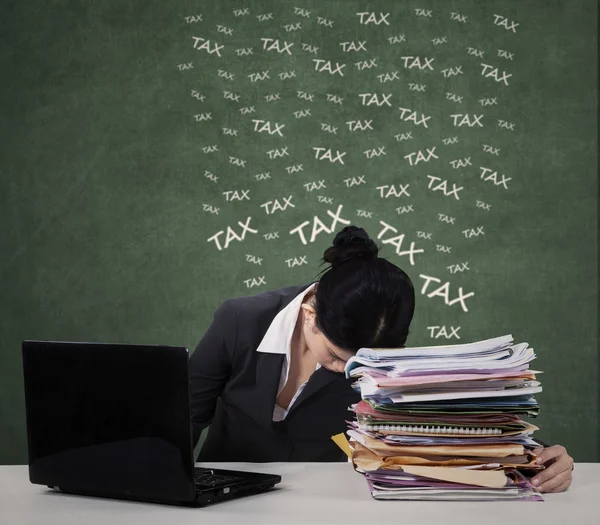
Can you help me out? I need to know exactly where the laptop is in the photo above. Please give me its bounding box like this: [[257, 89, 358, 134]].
[[21, 340, 282, 506]]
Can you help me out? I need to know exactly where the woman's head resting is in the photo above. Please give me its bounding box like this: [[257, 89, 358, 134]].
[[299, 294, 355, 373], [300, 225, 416, 373]]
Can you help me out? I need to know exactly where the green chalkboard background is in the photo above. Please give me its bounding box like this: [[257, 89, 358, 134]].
[[0, 0, 597, 464]]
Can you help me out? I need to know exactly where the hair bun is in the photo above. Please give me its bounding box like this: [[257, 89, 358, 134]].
[[323, 226, 379, 267], [333, 225, 371, 248]]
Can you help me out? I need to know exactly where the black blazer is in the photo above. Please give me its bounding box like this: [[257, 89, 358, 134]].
[[189, 283, 361, 462]]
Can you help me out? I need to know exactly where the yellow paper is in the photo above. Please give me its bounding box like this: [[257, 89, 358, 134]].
[[349, 442, 508, 488], [359, 433, 524, 457], [383, 456, 492, 467], [352, 441, 385, 471], [331, 433, 353, 460], [401, 465, 508, 488]]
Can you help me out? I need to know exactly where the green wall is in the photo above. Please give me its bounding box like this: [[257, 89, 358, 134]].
[[1, 0, 597, 464]]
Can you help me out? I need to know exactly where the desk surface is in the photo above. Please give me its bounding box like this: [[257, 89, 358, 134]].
[[1, 463, 598, 525]]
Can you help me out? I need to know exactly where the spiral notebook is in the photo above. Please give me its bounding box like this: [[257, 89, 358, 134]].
[[362, 424, 503, 435], [358, 421, 538, 437]]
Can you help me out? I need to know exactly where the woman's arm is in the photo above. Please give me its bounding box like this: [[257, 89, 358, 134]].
[[188, 300, 237, 446]]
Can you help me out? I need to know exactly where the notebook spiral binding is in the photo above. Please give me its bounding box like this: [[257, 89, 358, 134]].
[[363, 424, 502, 435]]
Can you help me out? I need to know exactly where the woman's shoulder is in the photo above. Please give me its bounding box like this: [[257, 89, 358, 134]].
[[212, 283, 313, 346], [223, 282, 313, 316]]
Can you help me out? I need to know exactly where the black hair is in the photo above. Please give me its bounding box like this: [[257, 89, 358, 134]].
[[314, 225, 415, 352]]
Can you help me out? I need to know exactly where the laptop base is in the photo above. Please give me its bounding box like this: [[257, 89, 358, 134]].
[[47, 479, 280, 507]]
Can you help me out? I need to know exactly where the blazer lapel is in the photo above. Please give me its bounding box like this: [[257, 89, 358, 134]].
[[249, 282, 315, 428], [233, 281, 320, 429], [252, 351, 285, 427], [286, 366, 343, 418]]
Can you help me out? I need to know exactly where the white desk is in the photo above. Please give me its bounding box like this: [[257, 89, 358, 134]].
[[1, 463, 598, 525]]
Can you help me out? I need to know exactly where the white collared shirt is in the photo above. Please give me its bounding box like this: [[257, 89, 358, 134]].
[[256, 283, 320, 421]]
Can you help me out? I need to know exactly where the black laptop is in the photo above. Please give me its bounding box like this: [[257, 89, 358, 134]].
[[21, 340, 281, 506]]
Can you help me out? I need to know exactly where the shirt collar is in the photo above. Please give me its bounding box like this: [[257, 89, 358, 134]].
[[256, 283, 317, 356]]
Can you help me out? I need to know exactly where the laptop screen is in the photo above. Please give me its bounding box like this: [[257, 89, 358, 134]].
[[22, 341, 195, 502]]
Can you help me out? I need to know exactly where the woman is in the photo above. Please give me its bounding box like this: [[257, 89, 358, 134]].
[[189, 226, 573, 493]]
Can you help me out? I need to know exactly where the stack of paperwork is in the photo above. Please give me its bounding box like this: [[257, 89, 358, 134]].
[[341, 335, 545, 501]]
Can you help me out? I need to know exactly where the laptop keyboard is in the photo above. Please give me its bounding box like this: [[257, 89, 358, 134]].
[[194, 470, 245, 488]]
